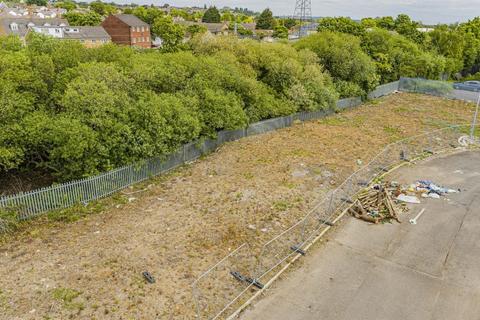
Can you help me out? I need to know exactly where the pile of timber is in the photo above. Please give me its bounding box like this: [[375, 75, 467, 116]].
[[349, 183, 403, 224]]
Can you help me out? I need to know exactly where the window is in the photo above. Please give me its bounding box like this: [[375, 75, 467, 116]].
[[146, 36, 149, 42], [92, 40, 96, 43], [55, 28, 60, 33], [145, 27, 149, 32], [141, 37, 144, 42], [132, 37, 136, 43], [141, 26, 144, 32], [10, 23, 18, 31]]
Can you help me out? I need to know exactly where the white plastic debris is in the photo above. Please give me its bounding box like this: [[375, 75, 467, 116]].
[[428, 193, 441, 199], [397, 194, 421, 204]]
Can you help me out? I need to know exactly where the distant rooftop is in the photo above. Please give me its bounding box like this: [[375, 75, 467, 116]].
[[114, 14, 149, 27]]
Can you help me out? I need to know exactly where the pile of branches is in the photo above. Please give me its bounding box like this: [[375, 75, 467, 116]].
[[349, 183, 403, 224]]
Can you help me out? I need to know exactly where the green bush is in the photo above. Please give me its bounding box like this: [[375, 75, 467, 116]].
[[362, 28, 447, 83], [294, 31, 379, 97], [0, 33, 339, 182]]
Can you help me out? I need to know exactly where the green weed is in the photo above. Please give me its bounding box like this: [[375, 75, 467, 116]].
[[51, 287, 84, 311]]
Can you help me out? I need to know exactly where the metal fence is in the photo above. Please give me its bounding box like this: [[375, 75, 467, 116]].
[[0, 82, 402, 220], [1, 78, 473, 221], [192, 124, 479, 320], [398, 77, 480, 104]]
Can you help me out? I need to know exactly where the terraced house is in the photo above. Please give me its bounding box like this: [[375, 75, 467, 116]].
[[30, 26, 111, 48], [101, 14, 151, 48]]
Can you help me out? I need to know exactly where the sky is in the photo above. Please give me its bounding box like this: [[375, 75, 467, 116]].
[[113, 0, 480, 24]]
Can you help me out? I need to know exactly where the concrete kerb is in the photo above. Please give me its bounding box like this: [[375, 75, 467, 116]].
[[193, 125, 469, 320], [224, 143, 476, 320]]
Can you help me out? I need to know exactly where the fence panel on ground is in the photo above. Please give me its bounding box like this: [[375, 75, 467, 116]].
[[193, 124, 478, 320]]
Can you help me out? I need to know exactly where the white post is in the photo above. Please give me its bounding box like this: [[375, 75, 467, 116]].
[[470, 90, 480, 140]]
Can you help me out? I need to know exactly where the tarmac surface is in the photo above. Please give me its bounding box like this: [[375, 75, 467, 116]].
[[241, 150, 480, 320], [453, 89, 480, 103]]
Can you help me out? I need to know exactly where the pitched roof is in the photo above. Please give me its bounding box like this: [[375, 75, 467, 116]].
[[241, 23, 256, 31], [0, 17, 68, 37], [63, 26, 111, 40], [114, 14, 149, 27], [176, 21, 229, 34]]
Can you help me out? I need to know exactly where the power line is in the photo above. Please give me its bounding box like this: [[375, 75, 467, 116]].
[[293, 0, 313, 38]]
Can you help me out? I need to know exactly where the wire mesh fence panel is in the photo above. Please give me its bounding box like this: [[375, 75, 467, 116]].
[[398, 78, 455, 99], [254, 219, 306, 280], [246, 117, 290, 136], [217, 129, 246, 144], [337, 97, 363, 110], [192, 243, 258, 320], [368, 81, 400, 100]]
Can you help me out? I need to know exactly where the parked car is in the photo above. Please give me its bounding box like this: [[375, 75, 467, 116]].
[[453, 80, 480, 92]]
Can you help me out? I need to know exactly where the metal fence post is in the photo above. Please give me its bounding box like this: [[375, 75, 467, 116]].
[[470, 91, 480, 140]]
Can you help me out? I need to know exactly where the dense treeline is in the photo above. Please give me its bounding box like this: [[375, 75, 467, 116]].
[[0, 34, 337, 180], [3, 13, 480, 184], [316, 14, 480, 94]]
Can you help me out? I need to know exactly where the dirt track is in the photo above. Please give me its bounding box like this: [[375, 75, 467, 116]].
[[0, 93, 475, 319]]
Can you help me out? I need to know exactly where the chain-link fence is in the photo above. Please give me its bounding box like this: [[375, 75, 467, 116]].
[[192, 123, 479, 320]]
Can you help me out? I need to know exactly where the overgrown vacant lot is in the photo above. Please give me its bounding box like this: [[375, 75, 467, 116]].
[[0, 93, 475, 319]]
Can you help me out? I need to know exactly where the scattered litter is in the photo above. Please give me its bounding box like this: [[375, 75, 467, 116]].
[[458, 135, 473, 147], [128, 197, 137, 203], [416, 180, 459, 195], [356, 159, 363, 166], [428, 193, 441, 199], [247, 224, 256, 230], [260, 228, 268, 233], [142, 271, 155, 284], [410, 208, 426, 225], [454, 170, 464, 174], [397, 194, 421, 204]]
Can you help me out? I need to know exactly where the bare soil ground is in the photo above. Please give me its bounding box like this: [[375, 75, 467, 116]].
[[0, 93, 475, 320]]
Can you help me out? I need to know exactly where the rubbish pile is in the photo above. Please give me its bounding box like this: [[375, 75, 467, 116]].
[[349, 179, 460, 224], [395, 180, 459, 204], [349, 182, 404, 224]]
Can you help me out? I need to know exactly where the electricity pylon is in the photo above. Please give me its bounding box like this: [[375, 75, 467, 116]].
[[293, 0, 313, 38]]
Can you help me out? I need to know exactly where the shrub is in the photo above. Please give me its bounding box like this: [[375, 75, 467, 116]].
[[295, 31, 379, 97]]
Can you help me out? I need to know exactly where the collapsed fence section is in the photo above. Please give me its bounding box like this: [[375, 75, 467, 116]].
[[192, 124, 478, 320]]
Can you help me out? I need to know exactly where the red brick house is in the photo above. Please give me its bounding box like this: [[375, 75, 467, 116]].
[[101, 14, 151, 48]]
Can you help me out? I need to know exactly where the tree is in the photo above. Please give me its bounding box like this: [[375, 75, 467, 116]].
[[131, 6, 163, 25], [202, 6, 221, 23], [376, 16, 395, 30], [394, 14, 425, 44], [317, 17, 365, 36], [282, 18, 297, 29], [0, 35, 23, 51], [221, 11, 235, 22], [89, 1, 116, 16], [295, 31, 379, 97], [152, 16, 185, 52], [26, 0, 47, 6], [273, 25, 288, 39], [362, 28, 446, 82], [256, 8, 275, 30], [55, 1, 76, 11], [427, 25, 465, 73], [360, 18, 377, 29], [63, 12, 102, 26], [186, 24, 208, 36]]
